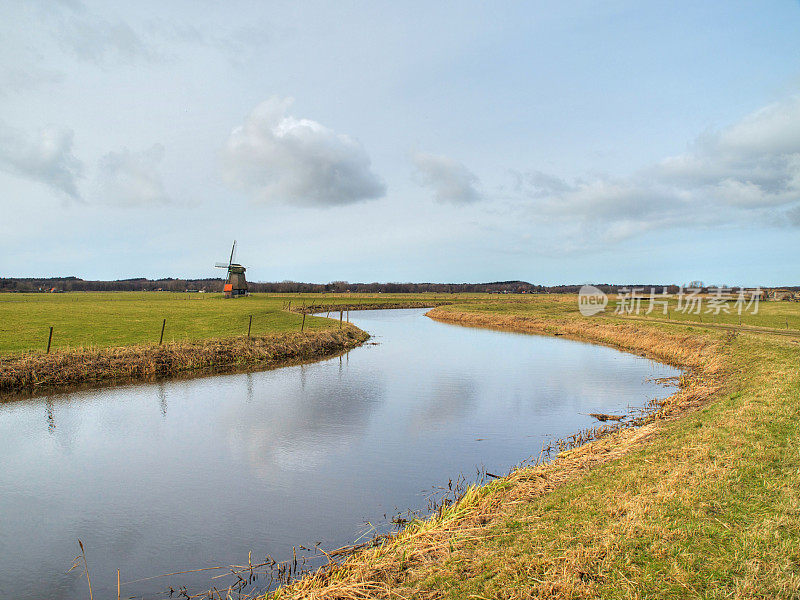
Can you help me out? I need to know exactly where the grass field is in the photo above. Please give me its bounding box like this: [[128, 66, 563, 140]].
[[0, 292, 465, 354], [267, 295, 800, 600], [609, 296, 800, 330], [2, 291, 796, 355]]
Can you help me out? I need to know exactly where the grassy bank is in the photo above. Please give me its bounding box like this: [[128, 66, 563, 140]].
[[0, 326, 369, 394], [267, 296, 800, 599]]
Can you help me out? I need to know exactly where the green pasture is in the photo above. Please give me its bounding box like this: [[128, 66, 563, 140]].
[[607, 295, 800, 330], [0, 291, 478, 354], [1, 291, 796, 355], [451, 293, 800, 331]]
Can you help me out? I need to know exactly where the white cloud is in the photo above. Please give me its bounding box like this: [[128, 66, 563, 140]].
[[515, 95, 800, 241], [0, 123, 83, 199], [96, 144, 169, 206], [222, 97, 386, 207], [650, 98, 800, 207], [412, 152, 482, 204]]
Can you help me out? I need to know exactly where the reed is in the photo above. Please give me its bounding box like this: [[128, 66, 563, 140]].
[[0, 326, 368, 394]]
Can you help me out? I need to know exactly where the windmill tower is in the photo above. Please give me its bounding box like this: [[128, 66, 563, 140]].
[[215, 240, 248, 298]]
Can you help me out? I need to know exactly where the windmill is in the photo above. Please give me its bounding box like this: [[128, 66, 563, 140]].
[[215, 240, 248, 298]]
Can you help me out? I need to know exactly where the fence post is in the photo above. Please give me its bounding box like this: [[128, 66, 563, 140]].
[[248, 315, 252, 338], [159, 318, 166, 345], [46, 326, 53, 353], [339, 310, 343, 328], [301, 313, 306, 332]]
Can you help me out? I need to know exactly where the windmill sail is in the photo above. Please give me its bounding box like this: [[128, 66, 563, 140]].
[[228, 241, 237, 267]]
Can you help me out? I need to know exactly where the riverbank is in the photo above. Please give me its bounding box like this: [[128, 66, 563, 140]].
[[267, 298, 800, 599], [0, 293, 455, 395], [0, 326, 368, 395], [297, 300, 452, 314]]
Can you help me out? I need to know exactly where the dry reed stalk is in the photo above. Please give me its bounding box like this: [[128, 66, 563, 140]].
[[68, 540, 94, 600], [0, 326, 369, 394]]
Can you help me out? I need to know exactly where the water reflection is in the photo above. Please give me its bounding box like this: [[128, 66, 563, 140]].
[[46, 396, 56, 433], [158, 381, 167, 417], [227, 373, 384, 475], [411, 377, 478, 431], [0, 308, 679, 600]]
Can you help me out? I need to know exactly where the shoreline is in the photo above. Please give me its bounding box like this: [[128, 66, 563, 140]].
[[265, 305, 733, 599], [297, 300, 453, 314], [0, 325, 369, 398], [0, 301, 450, 398]]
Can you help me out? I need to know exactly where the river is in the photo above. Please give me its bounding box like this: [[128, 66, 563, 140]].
[[0, 308, 679, 599]]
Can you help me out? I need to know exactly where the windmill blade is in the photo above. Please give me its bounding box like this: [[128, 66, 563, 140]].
[[214, 263, 230, 268], [228, 240, 237, 267]]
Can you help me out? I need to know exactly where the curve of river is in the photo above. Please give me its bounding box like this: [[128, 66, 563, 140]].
[[0, 308, 679, 599]]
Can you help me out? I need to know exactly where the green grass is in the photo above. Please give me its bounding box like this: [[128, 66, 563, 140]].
[[608, 296, 800, 330], [0, 291, 480, 354]]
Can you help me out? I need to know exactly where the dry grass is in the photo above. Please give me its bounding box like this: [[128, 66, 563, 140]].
[[264, 305, 745, 600], [0, 325, 368, 394]]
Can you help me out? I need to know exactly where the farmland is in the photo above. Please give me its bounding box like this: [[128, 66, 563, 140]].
[[0, 292, 461, 355], [1, 290, 797, 356]]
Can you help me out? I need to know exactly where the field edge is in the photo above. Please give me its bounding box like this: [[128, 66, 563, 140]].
[[0, 324, 369, 396]]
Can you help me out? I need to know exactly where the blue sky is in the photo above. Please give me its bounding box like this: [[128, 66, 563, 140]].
[[1, 0, 799, 286]]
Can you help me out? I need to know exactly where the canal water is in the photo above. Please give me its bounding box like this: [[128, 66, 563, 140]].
[[0, 309, 679, 599]]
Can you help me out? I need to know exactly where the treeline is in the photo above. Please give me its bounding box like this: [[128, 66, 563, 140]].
[[2, 278, 793, 294], [0, 277, 224, 293], [0, 277, 545, 294], [257, 280, 547, 294]]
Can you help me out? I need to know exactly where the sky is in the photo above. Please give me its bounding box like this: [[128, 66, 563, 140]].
[[1, 0, 799, 286]]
